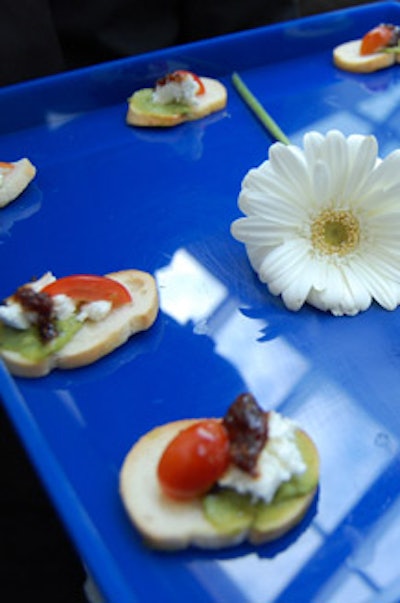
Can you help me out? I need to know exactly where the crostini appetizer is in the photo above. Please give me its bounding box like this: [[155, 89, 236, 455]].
[[126, 69, 227, 127], [333, 23, 400, 73], [0, 158, 36, 208], [0, 269, 158, 377], [120, 393, 319, 550]]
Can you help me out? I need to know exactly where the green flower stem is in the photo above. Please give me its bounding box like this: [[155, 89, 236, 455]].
[[231, 72, 290, 145]]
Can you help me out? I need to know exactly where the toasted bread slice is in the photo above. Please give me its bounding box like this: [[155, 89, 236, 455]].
[[333, 39, 396, 73], [126, 77, 227, 127], [0, 158, 37, 208], [0, 270, 158, 378], [119, 418, 319, 550]]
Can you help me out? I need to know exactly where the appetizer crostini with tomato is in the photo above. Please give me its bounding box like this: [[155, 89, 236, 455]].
[[126, 69, 227, 127], [0, 269, 158, 377], [120, 393, 319, 550], [0, 158, 36, 208], [333, 24, 400, 73]]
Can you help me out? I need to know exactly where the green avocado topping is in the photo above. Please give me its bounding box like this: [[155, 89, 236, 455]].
[[383, 46, 400, 54], [0, 316, 82, 361], [202, 430, 318, 535], [128, 89, 193, 116]]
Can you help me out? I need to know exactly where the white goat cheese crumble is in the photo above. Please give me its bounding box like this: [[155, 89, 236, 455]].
[[29, 271, 56, 292], [52, 294, 76, 321], [77, 300, 112, 322], [0, 303, 30, 329], [0, 272, 58, 329], [152, 73, 200, 105], [218, 411, 306, 503]]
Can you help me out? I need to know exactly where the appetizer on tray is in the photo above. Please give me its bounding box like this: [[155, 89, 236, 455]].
[[126, 69, 227, 127], [0, 270, 158, 377], [334, 23, 400, 72], [120, 393, 319, 550]]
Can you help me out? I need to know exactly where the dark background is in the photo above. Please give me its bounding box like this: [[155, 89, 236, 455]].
[[1, 405, 87, 602], [0, 0, 295, 86]]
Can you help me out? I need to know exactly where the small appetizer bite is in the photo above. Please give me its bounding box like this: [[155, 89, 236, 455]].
[[0, 269, 158, 377], [0, 158, 36, 208], [333, 23, 400, 73], [126, 70, 227, 127], [120, 393, 319, 550]]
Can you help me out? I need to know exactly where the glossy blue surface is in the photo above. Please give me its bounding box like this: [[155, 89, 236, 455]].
[[2, 2, 400, 602]]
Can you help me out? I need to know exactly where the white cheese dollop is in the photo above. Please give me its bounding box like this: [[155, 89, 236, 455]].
[[218, 411, 306, 503], [0, 302, 30, 329], [52, 294, 76, 321], [29, 271, 56, 292], [152, 73, 200, 105], [0, 273, 58, 330], [77, 300, 112, 322]]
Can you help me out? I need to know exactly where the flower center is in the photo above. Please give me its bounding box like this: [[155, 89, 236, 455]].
[[311, 209, 360, 256]]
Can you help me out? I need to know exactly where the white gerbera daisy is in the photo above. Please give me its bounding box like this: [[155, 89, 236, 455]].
[[231, 129, 400, 316]]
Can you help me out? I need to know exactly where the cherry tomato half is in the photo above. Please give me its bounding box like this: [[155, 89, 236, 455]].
[[360, 25, 394, 55], [174, 70, 206, 95], [42, 274, 132, 306], [0, 161, 14, 170], [157, 420, 230, 500]]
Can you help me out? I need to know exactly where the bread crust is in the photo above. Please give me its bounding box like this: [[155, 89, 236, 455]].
[[126, 77, 227, 127], [0, 158, 37, 208], [119, 418, 319, 550], [0, 269, 158, 377], [333, 39, 395, 73]]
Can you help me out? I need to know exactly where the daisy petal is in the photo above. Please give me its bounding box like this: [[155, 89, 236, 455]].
[[307, 263, 367, 316], [311, 160, 331, 207], [246, 243, 274, 273], [322, 131, 349, 200], [342, 134, 378, 200], [357, 148, 400, 200], [281, 261, 317, 311], [350, 258, 400, 311], [238, 190, 304, 223], [339, 263, 372, 313], [231, 216, 287, 246], [257, 239, 312, 310], [303, 131, 325, 165], [268, 143, 313, 204]]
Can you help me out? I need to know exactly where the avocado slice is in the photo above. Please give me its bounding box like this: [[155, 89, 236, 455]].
[[272, 430, 319, 502], [202, 429, 319, 535], [203, 490, 255, 535], [0, 316, 82, 361], [128, 89, 192, 117]]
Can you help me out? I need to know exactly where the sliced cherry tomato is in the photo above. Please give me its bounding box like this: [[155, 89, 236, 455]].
[[174, 70, 206, 95], [0, 161, 14, 170], [360, 24, 394, 55], [157, 420, 230, 500], [42, 274, 131, 306]]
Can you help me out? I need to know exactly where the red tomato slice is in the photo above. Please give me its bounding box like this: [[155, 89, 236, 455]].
[[157, 420, 230, 500], [360, 25, 394, 55], [42, 274, 132, 306], [174, 70, 206, 95], [0, 161, 14, 170]]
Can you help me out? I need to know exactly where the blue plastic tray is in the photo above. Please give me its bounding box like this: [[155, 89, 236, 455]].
[[2, 3, 400, 602]]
